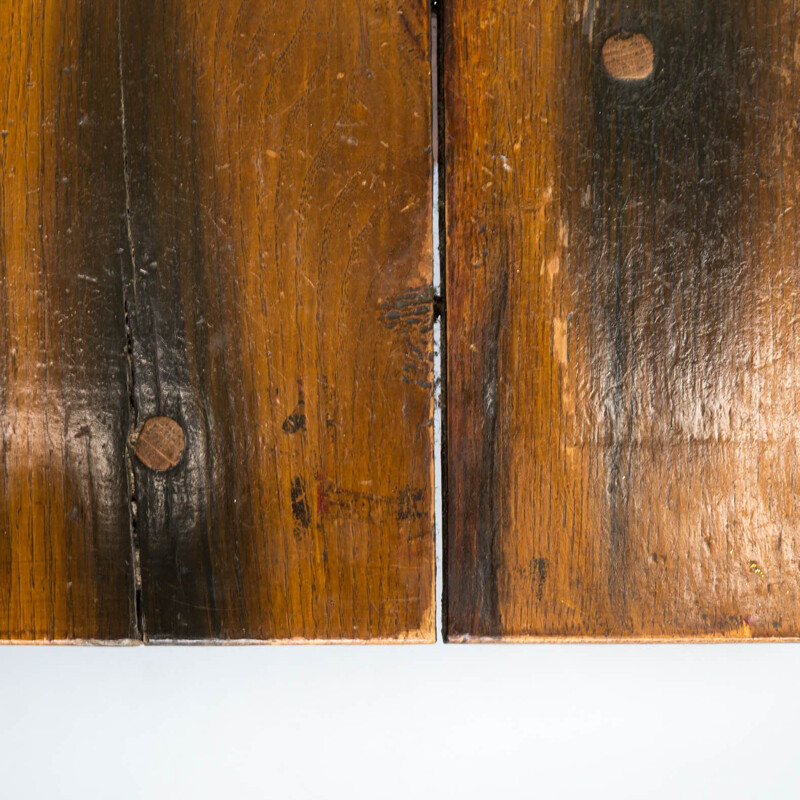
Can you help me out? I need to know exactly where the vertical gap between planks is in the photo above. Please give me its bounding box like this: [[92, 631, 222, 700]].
[[431, 0, 447, 643], [117, 0, 144, 642]]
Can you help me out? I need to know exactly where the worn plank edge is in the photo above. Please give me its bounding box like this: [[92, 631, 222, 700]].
[[143, 635, 436, 646], [446, 635, 800, 644], [0, 634, 435, 646], [0, 639, 142, 647]]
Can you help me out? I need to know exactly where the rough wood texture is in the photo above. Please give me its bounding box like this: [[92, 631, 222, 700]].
[[0, 1, 135, 640], [446, 0, 800, 640], [120, 0, 434, 641]]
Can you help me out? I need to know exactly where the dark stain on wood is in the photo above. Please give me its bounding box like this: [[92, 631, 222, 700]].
[[446, 0, 800, 640], [575, 1, 755, 621], [282, 382, 306, 435], [0, 2, 135, 641], [119, 0, 435, 641], [290, 477, 311, 534], [380, 286, 435, 390], [0, 0, 434, 643], [535, 558, 548, 603], [472, 243, 509, 637]]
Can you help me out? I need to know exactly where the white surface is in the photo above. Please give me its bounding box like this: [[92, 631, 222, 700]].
[[1, 643, 799, 798]]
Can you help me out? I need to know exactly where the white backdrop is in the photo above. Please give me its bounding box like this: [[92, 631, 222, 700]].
[[1, 643, 799, 798]]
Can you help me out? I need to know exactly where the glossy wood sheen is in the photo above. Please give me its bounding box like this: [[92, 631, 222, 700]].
[[446, 0, 800, 639], [0, 1, 135, 640], [121, 0, 434, 640]]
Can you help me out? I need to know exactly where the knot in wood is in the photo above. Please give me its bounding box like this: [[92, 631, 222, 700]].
[[134, 416, 186, 471], [601, 32, 654, 82]]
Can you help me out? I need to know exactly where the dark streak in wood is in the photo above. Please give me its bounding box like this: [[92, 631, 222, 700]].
[[0, 1, 135, 640], [446, 0, 800, 640], [120, 0, 435, 641]]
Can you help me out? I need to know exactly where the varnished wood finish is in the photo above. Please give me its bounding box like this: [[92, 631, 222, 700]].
[[0, 1, 135, 640], [446, 0, 800, 639], [120, 0, 434, 640]]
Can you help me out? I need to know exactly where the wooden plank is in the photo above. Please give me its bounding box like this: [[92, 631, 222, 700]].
[[0, 1, 135, 640], [120, 0, 435, 641], [445, 0, 800, 640]]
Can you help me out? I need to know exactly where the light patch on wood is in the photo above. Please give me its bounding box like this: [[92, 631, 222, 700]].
[[553, 318, 568, 366], [723, 619, 753, 638], [601, 32, 654, 81], [542, 253, 560, 280], [559, 219, 569, 248], [134, 416, 186, 471]]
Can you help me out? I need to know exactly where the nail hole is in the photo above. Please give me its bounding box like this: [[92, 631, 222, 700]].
[[134, 416, 186, 471], [601, 32, 654, 82]]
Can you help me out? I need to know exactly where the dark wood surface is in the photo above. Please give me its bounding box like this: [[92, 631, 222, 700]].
[[0, 1, 136, 641], [0, 0, 434, 643], [120, 0, 435, 641], [445, 0, 800, 640]]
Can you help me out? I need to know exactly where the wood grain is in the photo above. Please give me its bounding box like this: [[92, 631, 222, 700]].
[[445, 0, 800, 640], [120, 0, 435, 641], [0, 1, 136, 640]]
